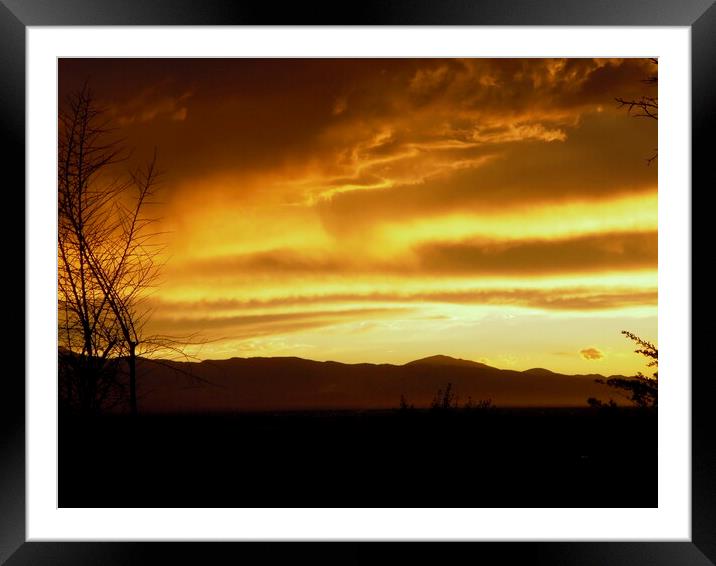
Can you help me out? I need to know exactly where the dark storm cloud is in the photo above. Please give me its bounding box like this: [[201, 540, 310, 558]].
[[58, 59, 424, 187], [416, 230, 657, 275], [169, 229, 656, 279], [317, 111, 657, 233], [59, 58, 657, 210]]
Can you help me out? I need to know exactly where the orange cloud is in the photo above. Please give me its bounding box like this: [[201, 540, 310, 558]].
[[415, 230, 657, 276], [148, 287, 656, 315], [317, 112, 656, 235], [167, 230, 656, 281], [148, 307, 413, 336], [59, 58, 657, 210], [58, 58, 658, 371], [580, 347, 604, 360]]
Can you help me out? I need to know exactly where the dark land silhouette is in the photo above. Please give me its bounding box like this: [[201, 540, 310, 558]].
[[57, 62, 659, 510], [59, 354, 657, 508], [84, 353, 635, 412]]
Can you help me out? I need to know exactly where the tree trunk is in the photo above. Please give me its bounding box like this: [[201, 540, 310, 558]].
[[129, 341, 137, 416]]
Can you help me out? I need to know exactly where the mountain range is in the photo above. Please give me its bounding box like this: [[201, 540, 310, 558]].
[[129, 354, 628, 412]]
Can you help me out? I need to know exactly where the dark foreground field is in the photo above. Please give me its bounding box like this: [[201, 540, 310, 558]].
[[59, 407, 657, 508]]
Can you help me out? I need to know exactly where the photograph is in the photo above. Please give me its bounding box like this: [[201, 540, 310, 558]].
[[57, 57, 659, 508]]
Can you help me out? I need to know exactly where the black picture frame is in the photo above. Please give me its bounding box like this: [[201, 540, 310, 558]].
[[4, 1, 711, 564]]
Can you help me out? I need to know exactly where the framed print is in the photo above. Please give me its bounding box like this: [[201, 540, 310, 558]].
[[6, 1, 712, 565]]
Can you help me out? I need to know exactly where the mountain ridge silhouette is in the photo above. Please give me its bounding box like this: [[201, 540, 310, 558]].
[[115, 353, 631, 413], [404, 354, 492, 369]]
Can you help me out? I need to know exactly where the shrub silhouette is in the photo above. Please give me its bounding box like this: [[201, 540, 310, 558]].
[[397, 385, 497, 413], [430, 382, 459, 411], [399, 394, 414, 412], [590, 330, 658, 409], [464, 396, 495, 412], [587, 397, 618, 411], [427, 384, 496, 413]]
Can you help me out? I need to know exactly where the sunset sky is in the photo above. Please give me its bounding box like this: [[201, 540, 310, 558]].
[[59, 58, 657, 375]]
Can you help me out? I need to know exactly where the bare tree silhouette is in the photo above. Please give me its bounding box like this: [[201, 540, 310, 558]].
[[58, 83, 197, 415], [83, 150, 164, 416], [615, 58, 658, 164], [58, 84, 129, 413]]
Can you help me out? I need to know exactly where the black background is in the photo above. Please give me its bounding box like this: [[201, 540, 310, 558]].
[[4, 0, 713, 564]]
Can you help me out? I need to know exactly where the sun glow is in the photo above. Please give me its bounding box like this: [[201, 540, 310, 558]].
[[60, 57, 658, 375]]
